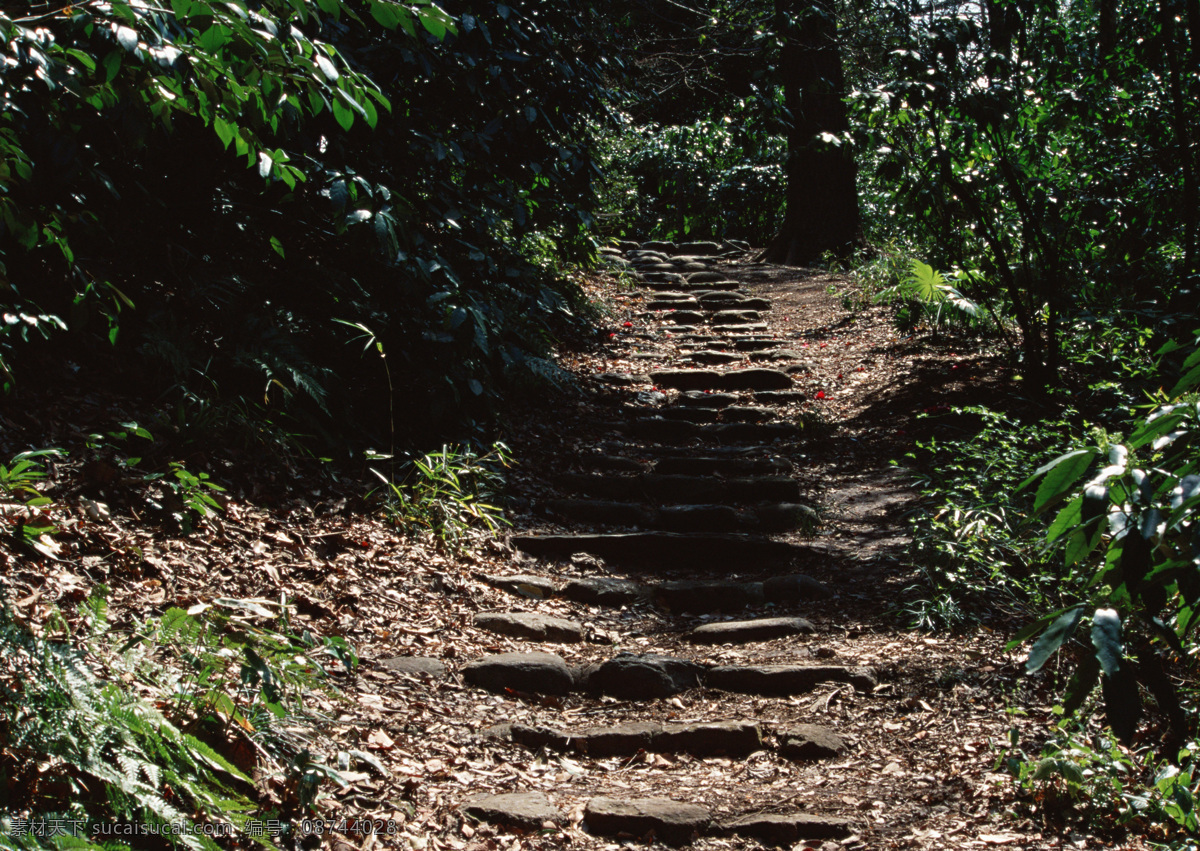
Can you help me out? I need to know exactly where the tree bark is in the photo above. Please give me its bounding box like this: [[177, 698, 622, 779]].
[[759, 0, 859, 265]]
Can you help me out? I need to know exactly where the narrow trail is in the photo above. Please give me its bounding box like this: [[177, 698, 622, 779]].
[[426, 245, 1036, 849]]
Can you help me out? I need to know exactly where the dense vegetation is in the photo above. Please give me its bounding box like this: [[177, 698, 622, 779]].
[[2, 0, 1199, 846]]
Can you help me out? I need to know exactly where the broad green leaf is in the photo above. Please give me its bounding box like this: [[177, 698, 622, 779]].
[[269, 236, 285, 258], [1101, 664, 1141, 745], [1173, 363, 1200, 397], [331, 97, 354, 130], [1032, 450, 1096, 512], [1060, 651, 1099, 717], [419, 6, 448, 39], [1091, 608, 1124, 677], [1025, 605, 1086, 673], [1046, 495, 1082, 542]]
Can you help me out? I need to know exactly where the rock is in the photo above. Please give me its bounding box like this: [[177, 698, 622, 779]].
[[512, 532, 802, 569], [709, 310, 762, 324], [656, 580, 765, 613], [721, 405, 774, 423], [706, 664, 877, 695], [734, 338, 788, 351], [726, 476, 802, 501], [641, 271, 688, 284], [583, 653, 704, 699], [560, 577, 651, 606], [687, 616, 815, 644], [629, 418, 702, 442], [763, 573, 833, 601], [546, 498, 657, 527], [679, 391, 739, 407], [483, 574, 561, 599], [679, 241, 722, 254], [755, 389, 811, 403], [684, 350, 743, 365], [642, 240, 677, 253], [651, 310, 706, 325], [653, 721, 762, 756], [580, 454, 649, 472], [755, 502, 820, 532], [593, 372, 650, 386], [646, 298, 699, 311], [462, 792, 562, 829], [776, 724, 847, 760], [686, 270, 729, 283], [661, 407, 722, 424], [649, 369, 724, 391], [719, 368, 793, 391], [722, 812, 854, 845], [379, 656, 447, 678], [472, 612, 584, 643], [585, 797, 710, 845], [577, 722, 660, 756], [462, 652, 575, 695], [655, 456, 789, 476], [657, 504, 744, 532], [641, 474, 725, 502]]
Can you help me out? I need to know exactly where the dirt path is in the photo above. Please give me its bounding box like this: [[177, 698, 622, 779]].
[[1, 249, 1085, 850]]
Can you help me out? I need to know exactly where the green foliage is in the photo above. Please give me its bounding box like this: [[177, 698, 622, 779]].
[[0, 0, 610, 448], [0, 591, 359, 847], [854, 0, 1200, 383], [902, 407, 1076, 631], [371, 442, 512, 552], [597, 108, 786, 243], [1013, 331, 1200, 742], [0, 449, 62, 506], [879, 259, 988, 336], [1002, 725, 1200, 842]]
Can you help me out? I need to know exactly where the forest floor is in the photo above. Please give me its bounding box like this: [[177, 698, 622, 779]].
[[0, 258, 1149, 850]]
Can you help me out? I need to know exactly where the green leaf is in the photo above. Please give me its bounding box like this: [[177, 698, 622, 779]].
[[1030, 450, 1096, 512], [1101, 663, 1141, 745], [1091, 608, 1123, 677], [1025, 605, 1086, 673], [270, 236, 285, 258], [1046, 495, 1082, 543], [1060, 651, 1100, 718], [331, 97, 354, 130], [418, 6, 449, 39]]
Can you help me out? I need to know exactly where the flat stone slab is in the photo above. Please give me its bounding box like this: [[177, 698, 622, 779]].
[[723, 812, 855, 845], [684, 350, 744, 365], [462, 652, 575, 695], [462, 792, 562, 829], [547, 498, 656, 526], [650, 369, 724, 391], [755, 389, 811, 403], [379, 656, 447, 678], [511, 532, 803, 569], [583, 653, 705, 699], [679, 390, 739, 407], [687, 616, 815, 644], [561, 576, 651, 606], [594, 372, 650, 386], [755, 502, 820, 532], [510, 720, 761, 757], [483, 574, 561, 599], [686, 270, 729, 283], [658, 504, 744, 532], [707, 665, 877, 695], [472, 612, 584, 643], [776, 724, 847, 760], [654, 456, 790, 476], [656, 580, 765, 613], [763, 573, 833, 601], [585, 797, 710, 845], [719, 368, 794, 391]]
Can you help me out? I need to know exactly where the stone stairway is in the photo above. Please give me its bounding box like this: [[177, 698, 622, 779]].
[[448, 242, 875, 847]]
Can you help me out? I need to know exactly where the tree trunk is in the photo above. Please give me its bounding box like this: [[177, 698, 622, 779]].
[[759, 0, 859, 265]]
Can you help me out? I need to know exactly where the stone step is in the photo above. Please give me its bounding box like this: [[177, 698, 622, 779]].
[[510, 531, 804, 568], [463, 651, 876, 699], [645, 298, 700, 311], [687, 615, 815, 644], [472, 611, 585, 642], [555, 472, 802, 502], [709, 310, 762, 324], [678, 390, 739, 407], [461, 792, 855, 846], [680, 350, 744, 366], [755, 389, 812, 404], [696, 293, 772, 311], [492, 719, 847, 762], [651, 368, 793, 392], [643, 279, 741, 291], [483, 572, 831, 613], [626, 418, 800, 444], [657, 407, 722, 423], [495, 719, 763, 757], [653, 454, 790, 475], [543, 499, 816, 533], [733, 337, 787, 351], [712, 321, 769, 333]]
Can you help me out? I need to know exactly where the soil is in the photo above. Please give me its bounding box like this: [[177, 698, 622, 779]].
[[0, 255, 1149, 850]]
